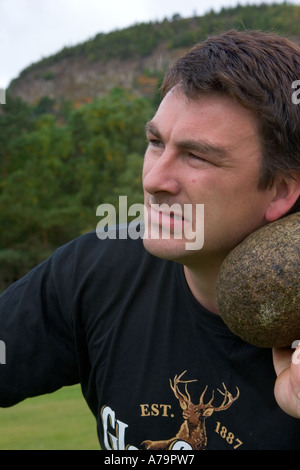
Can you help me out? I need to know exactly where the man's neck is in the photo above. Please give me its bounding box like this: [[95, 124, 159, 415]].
[[183, 260, 224, 315]]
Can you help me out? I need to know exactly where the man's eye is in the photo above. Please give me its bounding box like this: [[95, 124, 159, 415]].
[[147, 139, 163, 147], [188, 152, 206, 162]]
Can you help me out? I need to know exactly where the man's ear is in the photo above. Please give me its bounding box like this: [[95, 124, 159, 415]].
[[265, 172, 300, 222]]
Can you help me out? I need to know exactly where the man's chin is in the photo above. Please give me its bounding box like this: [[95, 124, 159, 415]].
[[142, 236, 188, 262]]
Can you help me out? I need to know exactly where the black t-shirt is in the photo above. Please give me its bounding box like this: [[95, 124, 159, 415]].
[[0, 228, 300, 450]]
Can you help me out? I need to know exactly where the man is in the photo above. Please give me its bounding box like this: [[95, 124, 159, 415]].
[[0, 29, 300, 450]]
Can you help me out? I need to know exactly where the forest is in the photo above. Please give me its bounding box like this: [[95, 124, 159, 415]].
[[0, 89, 154, 290], [1, 2, 300, 290]]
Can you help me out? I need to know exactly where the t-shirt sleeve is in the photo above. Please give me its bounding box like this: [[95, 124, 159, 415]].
[[0, 242, 80, 407]]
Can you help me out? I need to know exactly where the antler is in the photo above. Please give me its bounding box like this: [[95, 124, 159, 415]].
[[199, 385, 215, 408], [170, 373, 239, 415], [170, 370, 197, 405], [213, 383, 240, 412]]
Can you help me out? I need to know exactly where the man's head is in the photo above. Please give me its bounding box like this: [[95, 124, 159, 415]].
[[142, 30, 300, 265], [162, 29, 300, 214]]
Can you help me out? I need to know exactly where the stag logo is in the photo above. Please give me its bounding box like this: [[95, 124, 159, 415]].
[[142, 370, 239, 450]]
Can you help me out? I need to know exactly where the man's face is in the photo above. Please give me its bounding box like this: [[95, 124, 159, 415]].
[[142, 88, 275, 265]]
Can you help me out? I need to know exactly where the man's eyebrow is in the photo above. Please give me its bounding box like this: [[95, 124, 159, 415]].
[[145, 121, 228, 158], [176, 139, 229, 158], [145, 121, 161, 138]]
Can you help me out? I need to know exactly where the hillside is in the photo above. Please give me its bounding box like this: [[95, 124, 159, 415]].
[[8, 2, 300, 105]]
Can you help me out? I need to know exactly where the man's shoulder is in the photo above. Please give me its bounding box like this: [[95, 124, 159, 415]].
[[50, 224, 164, 297], [54, 224, 151, 268]]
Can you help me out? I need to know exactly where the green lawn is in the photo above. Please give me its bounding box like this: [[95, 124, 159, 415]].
[[0, 384, 100, 450]]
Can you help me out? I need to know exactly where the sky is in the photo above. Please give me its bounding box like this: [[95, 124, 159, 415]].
[[1, 0, 299, 89]]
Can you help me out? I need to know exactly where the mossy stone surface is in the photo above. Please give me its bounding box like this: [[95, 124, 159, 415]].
[[216, 212, 300, 348]]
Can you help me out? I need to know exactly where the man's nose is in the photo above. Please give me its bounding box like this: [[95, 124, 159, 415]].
[[143, 150, 180, 195]]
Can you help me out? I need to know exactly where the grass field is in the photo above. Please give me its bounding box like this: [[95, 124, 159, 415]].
[[0, 384, 100, 450]]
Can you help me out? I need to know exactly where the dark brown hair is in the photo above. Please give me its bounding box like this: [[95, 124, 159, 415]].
[[162, 29, 300, 213]]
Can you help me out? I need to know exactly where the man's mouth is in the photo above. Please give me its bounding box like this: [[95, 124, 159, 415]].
[[147, 204, 188, 235], [169, 211, 184, 220]]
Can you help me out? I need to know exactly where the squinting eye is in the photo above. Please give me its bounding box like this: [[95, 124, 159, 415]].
[[188, 153, 206, 162], [147, 138, 164, 149]]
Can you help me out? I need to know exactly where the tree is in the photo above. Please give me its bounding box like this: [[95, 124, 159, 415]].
[[0, 89, 154, 290]]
